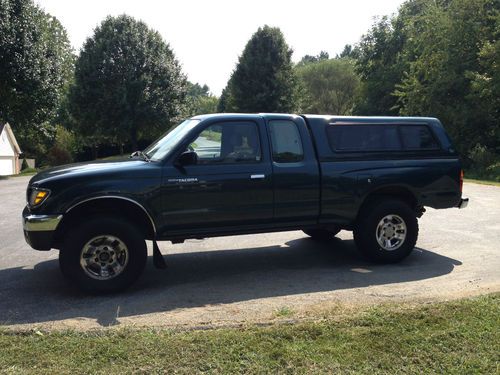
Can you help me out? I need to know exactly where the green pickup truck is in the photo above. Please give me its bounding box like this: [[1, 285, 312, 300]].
[[23, 114, 468, 292]]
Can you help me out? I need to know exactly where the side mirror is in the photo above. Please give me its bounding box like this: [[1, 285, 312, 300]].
[[175, 151, 198, 167]]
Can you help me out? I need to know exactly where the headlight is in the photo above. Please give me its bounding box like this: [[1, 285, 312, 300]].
[[28, 188, 51, 207]]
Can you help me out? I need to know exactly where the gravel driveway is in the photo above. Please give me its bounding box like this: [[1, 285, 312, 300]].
[[0, 176, 499, 330]]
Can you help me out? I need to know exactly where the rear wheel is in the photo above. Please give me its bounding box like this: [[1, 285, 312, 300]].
[[353, 200, 418, 263], [303, 227, 341, 241], [59, 216, 147, 293]]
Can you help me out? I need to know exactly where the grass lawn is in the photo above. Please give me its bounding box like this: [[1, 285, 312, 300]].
[[1, 294, 498, 374], [464, 178, 500, 187], [204, 129, 222, 142]]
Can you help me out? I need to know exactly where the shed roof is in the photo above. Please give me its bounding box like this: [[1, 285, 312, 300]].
[[0, 122, 22, 154]]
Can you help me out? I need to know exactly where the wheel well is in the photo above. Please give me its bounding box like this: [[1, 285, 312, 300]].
[[53, 198, 156, 248], [357, 186, 418, 220]]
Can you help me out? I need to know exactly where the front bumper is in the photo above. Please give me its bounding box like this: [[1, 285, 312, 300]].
[[22, 207, 62, 250], [458, 198, 469, 209]]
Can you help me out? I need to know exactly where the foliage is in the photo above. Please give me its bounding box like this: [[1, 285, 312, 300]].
[[46, 145, 72, 166], [352, 0, 499, 160], [221, 25, 298, 113], [338, 44, 360, 59], [67, 15, 187, 151], [353, 15, 406, 115], [0, 0, 74, 158], [18, 167, 37, 175], [187, 82, 210, 97], [296, 58, 360, 115], [467, 143, 499, 181], [185, 82, 218, 116], [296, 50, 329, 67], [0, 294, 498, 373], [217, 86, 230, 112], [44, 125, 80, 166], [468, 144, 497, 171], [393, 0, 499, 156]]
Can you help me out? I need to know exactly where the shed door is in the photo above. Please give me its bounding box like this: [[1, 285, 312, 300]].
[[0, 157, 14, 176]]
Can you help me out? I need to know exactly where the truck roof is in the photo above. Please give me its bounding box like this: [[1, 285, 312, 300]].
[[300, 114, 439, 123], [191, 113, 440, 124]]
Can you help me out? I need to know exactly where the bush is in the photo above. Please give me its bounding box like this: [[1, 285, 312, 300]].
[[486, 163, 500, 182], [47, 145, 73, 166], [467, 144, 499, 181], [19, 167, 38, 175], [468, 144, 496, 171]]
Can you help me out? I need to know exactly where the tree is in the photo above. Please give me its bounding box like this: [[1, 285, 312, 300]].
[[187, 82, 210, 97], [353, 16, 406, 115], [353, 0, 429, 115], [393, 0, 499, 156], [297, 51, 330, 66], [68, 15, 187, 152], [217, 86, 230, 112], [223, 25, 298, 113], [0, 0, 74, 157], [185, 82, 218, 116], [296, 58, 360, 115], [338, 44, 360, 59]]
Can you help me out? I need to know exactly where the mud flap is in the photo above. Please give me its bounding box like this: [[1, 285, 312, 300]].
[[152, 240, 167, 269]]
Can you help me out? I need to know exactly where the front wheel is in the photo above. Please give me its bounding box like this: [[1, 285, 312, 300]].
[[59, 216, 147, 293], [353, 200, 418, 263]]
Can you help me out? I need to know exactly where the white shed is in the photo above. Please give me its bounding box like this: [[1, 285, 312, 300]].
[[0, 123, 22, 176]]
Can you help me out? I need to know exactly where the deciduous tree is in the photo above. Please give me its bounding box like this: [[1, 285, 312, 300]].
[[223, 25, 298, 113], [68, 15, 187, 151], [296, 58, 360, 115], [0, 0, 74, 156]]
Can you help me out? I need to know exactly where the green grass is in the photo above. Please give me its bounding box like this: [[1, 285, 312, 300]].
[[274, 306, 295, 318], [464, 178, 500, 187], [97, 154, 126, 161], [0, 168, 38, 179], [1, 294, 498, 374], [204, 129, 222, 142], [464, 167, 500, 185], [14, 168, 38, 177]]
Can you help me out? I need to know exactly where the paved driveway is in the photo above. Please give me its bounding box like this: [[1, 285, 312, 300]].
[[0, 176, 498, 330]]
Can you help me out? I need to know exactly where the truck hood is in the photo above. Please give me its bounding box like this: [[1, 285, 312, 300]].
[[29, 158, 151, 185]]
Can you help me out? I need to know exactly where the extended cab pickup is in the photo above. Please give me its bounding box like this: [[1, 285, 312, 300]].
[[23, 114, 468, 292]]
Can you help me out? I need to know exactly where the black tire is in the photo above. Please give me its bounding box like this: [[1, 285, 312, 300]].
[[59, 216, 147, 293], [303, 227, 341, 241], [353, 199, 418, 263]]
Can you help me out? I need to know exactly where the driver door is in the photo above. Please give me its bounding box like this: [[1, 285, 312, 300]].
[[161, 119, 273, 235]]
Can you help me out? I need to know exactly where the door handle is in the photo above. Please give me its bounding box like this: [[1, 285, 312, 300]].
[[250, 174, 265, 180]]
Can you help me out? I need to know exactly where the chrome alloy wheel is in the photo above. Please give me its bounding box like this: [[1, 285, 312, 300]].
[[80, 235, 129, 280], [376, 214, 407, 251]]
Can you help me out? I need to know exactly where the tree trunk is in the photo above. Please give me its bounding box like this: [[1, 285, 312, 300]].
[[92, 145, 98, 160], [130, 128, 138, 151]]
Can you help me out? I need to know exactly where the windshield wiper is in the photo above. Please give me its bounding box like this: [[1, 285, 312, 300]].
[[130, 150, 151, 162]]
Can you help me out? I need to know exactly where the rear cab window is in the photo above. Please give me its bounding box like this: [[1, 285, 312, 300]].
[[268, 120, 304, 163]]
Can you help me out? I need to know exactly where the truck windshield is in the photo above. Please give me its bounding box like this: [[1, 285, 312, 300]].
[[144, 119, 200, 161]]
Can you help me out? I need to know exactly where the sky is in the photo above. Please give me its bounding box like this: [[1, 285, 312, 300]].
[[36, 0, 406, 95]]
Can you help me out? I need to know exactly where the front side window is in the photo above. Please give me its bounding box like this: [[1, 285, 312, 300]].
[[189, 121, 261, 164], [269, 120, 304, 163]]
